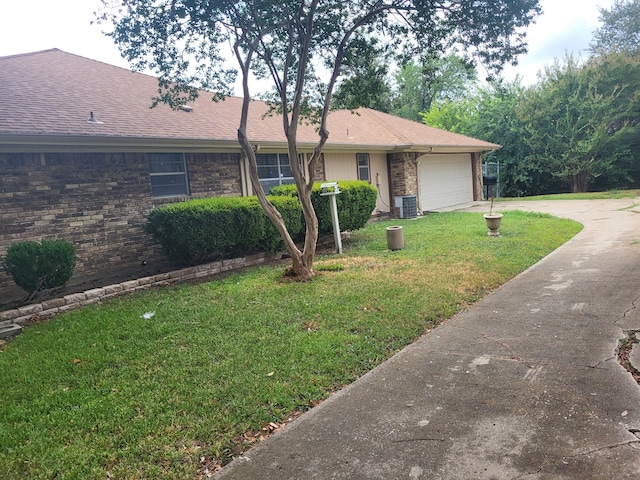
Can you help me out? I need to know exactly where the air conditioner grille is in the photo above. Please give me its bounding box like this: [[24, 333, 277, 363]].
[[395, 195, 417, 219]]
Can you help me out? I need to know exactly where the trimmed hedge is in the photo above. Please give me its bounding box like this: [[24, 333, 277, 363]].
[[2, 239, 76, 294], [145, 196, 303, 265], [270, 180, 378, 236]]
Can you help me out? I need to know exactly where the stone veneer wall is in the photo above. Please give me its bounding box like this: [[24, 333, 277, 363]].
[[471, 152, 484, 201], [0, 151, 243, 298], [388, 152, 419, 214]]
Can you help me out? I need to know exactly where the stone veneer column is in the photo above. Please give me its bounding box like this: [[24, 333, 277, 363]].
[[471, 152, 484, 201], [388, 152, 419, 214]]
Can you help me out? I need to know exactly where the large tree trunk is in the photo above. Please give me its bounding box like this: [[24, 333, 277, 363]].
[[234, 45, 316, 281], [570, 168, 592, 193], [237, 128, 315, 281], [286, 138, 319, 281]]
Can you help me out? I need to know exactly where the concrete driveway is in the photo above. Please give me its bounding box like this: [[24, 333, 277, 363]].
[[213, 198, 640, 479]]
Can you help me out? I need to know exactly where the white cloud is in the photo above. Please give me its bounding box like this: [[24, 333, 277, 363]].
[[502, 0, 616, 84], [0, 0, 128, 68]]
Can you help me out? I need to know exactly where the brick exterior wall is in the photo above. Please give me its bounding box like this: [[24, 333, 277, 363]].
[[0, 151, 243, 301], [187, 152, 243, 197], [313, 154, 326, 181]]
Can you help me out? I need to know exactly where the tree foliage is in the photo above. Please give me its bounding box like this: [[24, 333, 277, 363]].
[[420, 0, 640, 197], [590, 0, 640, 56], [332, 52, 478, 121], [331, 36, 393, 112], [470, 81, 538, 197], [98, 0, 541, 278], [519, 54, 640, 193], [422, 80, 539, 197], [392, 56, 477, 122], [586, 52, 640, 190]]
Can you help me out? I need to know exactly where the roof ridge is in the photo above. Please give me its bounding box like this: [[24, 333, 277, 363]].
[[0, 48, 168, 84], [0, 48, 62, 61], [2, 48, 254, 101], [361, 108, 414, 146]]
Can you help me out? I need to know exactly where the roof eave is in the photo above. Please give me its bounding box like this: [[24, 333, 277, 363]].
[[403, 144, 502, 154], [0, 134, 502, 155]]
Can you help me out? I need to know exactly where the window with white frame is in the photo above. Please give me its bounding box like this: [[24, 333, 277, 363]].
[[357, 153, 370, 182], [256, 153, 295, 192], [148, 153, 189, 198]]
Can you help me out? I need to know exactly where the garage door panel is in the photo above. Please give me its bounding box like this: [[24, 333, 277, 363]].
[[418, 154, 473, 211]]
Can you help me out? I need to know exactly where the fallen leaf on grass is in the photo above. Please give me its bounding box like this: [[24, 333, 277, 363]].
[[266, 371, 275, 377], [72, 358, 82, 364], [301, 321, 318, 332]]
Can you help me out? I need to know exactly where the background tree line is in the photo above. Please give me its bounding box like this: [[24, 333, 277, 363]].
[[333, 0, 640, 196]]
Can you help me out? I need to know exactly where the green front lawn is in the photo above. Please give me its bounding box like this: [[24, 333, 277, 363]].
[[0, 211, 581, 479]]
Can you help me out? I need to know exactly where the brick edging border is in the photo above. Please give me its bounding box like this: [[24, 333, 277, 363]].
[[0, 252, 282, 327]]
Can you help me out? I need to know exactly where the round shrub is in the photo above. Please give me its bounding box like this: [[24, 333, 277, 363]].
[[145, 196, 303, 265], [270, 180, 378, 236], [2, 239, 76, 294]]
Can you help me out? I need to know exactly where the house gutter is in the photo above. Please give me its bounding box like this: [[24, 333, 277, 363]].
[[0, 134, 501, 155]]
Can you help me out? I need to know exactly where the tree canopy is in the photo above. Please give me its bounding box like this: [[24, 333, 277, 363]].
[[422, 80, 541, 196], [331, 36, 393, 112], [392, 56, 477, 122], [590, 0, 640, 55], [98, 0, 542, 278], [418, 0, 640, 197]]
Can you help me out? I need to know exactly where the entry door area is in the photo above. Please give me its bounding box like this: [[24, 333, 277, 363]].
[[418, 154, 473, 212]]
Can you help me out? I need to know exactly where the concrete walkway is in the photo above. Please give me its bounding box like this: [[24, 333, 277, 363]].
[[213, 199, 640, 479]]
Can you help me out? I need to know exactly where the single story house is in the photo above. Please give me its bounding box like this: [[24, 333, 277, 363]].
[[0, 49, 499, 298]]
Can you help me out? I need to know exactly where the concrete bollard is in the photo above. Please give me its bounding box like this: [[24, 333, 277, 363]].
[[386, 226, 404, 250]]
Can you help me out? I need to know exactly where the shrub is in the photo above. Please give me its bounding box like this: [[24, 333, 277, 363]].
[[270, 180, 378, 236], [145, 196, 303, 265], [2, 239, 76, 294]]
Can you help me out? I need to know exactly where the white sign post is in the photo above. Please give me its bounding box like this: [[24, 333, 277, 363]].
[[320, 182, 342, 254]]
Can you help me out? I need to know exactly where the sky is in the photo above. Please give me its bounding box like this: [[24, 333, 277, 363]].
[[0, 0, 618, 92]]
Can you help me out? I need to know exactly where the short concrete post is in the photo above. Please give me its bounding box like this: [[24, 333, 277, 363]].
[[386, 226, 404, 250]]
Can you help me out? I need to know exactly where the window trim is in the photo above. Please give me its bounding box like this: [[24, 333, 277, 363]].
[[357, 152, 371, 182]]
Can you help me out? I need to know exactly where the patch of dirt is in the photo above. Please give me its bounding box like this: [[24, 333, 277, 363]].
[[0, 264, 174, 311], [617, 331, 640, 383]]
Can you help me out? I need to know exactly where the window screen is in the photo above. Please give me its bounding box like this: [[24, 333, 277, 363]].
[[256, 153, 295, 192], [149, 153, 189, 197], [357, 153, 370, 182]]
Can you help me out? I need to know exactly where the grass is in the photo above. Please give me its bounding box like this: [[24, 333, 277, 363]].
[[0, 211, 581, 479], [496, 189, 640, 201]]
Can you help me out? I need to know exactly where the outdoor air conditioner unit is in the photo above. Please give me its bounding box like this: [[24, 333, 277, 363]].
[[395, 195, 417, 219]]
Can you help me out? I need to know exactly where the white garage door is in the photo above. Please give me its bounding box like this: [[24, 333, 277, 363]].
[[418, 154, 473, 212]]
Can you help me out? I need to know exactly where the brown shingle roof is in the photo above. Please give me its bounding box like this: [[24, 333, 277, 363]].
[[0, 49, 499, 152]]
